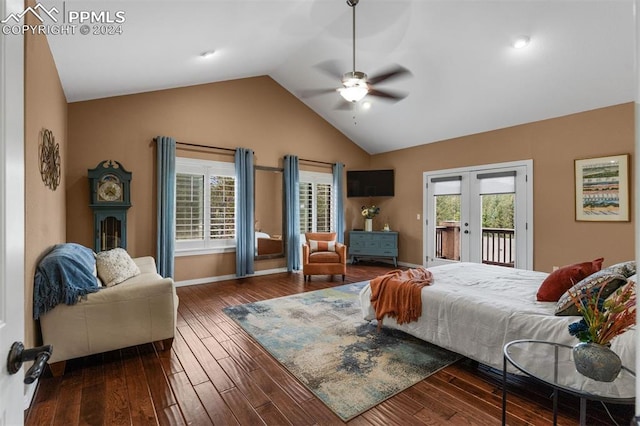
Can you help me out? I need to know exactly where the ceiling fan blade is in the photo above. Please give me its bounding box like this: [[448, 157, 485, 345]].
[[368, 88, 408, 101], [313, 60, 345, 80], [300, 88, 338, 98], [368, 65, 411, 85]]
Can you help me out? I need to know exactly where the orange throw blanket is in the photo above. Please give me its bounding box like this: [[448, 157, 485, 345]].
[[369, 267, 433, 330]]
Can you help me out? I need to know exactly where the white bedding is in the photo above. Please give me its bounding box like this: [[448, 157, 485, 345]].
[[359, 262, 635, 387]]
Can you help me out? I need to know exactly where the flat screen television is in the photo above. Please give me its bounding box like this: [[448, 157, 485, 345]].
[[347, 169, 395, 197]]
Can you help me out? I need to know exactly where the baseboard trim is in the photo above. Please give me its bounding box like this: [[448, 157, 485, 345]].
[[175, 267, 290, 287], [398, 261, 422, 268]]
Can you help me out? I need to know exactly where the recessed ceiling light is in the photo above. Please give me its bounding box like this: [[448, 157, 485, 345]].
[[200, 50, 216, 59], [362, 101, 372, 110], [513, 36, 530, 49]]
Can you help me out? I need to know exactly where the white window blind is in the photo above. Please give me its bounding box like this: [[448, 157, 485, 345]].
[[477, 171, 516, 195], [176, 157, 236, 254], [210, 175, 235, 240], [315, 183, 332, 233], [176, 174, 204, 240], [431, 176, 462, 195], [299, 171, 334, 234], [299, 182, 313, 233]]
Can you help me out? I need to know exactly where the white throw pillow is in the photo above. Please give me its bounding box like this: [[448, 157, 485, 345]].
[[96, 248, 140, 287]]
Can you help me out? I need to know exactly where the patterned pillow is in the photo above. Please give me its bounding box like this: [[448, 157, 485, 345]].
[[555, 270, 627, 316], [96, 248, 141, 287], [536, 258, 603, 302], [600, 260, 636, 278], [308, 240, 336, 253]]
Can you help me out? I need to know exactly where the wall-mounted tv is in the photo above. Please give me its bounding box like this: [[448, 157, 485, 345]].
[[347, 169, 395, 197]]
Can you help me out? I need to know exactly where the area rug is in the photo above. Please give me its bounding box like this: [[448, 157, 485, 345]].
[[222, 282, 462, 421]]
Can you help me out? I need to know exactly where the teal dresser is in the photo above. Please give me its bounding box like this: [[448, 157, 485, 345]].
[[348, 231, 398, 267]]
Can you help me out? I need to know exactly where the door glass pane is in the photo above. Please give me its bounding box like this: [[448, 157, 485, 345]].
[[434, 194, 461, 261], [481, 193, 515, 267]]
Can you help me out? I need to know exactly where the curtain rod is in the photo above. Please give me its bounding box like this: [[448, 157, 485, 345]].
[[299, 158, 334, 166], [176, 141, 236, 152]]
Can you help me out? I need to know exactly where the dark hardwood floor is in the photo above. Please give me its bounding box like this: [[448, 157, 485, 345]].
[[25, 262, 634, 425]]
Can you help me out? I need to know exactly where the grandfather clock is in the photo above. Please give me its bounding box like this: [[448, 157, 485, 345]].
[[88, 160, 132, 252]]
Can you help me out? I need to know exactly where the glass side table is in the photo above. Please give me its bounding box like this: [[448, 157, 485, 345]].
[[502, 339, 635, 425]]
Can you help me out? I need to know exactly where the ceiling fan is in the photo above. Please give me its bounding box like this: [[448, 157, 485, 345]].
[[303, 0, 411, 105]]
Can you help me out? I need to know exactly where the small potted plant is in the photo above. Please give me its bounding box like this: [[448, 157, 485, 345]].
[[568, 281, 636, 382]]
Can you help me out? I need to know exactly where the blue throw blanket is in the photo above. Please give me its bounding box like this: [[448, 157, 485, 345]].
[[33, 243, 99, 319]]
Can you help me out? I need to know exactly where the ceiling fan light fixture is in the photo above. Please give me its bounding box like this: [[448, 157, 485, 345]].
[[513, 36, 530, 49], [339, 71, 369, 102]]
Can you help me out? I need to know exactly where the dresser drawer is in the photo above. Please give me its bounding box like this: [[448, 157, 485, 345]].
[[348, 231, 398, 266], [380, 240, 396, 249], [364, 241, 380, 249]]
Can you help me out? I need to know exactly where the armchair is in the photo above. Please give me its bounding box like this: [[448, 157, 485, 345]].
[[302, 232, 347, 281]]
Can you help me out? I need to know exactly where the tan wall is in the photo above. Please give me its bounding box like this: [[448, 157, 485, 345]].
[[370, 103, 635, 272], [65, 75, 634, 282], [24, 6, 68, 347], [67, 77, 371, 281]]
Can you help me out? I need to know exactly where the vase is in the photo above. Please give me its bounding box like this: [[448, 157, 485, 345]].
[[572, 342, 622, 382], [364, 218, 373, 232]]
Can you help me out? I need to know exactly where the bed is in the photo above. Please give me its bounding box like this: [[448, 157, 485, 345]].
[[358, 262, 636, 382]]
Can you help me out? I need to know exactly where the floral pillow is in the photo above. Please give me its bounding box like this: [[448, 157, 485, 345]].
[[536, 258, 603, 302], [555, 270, 627, 316], [308, 240, 336, 253], [96, 248, 140, 287]]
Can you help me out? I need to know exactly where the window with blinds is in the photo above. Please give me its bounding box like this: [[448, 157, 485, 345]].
[[299, 171, 334, 234], [210, 175, 235, 240], [175, 157, 236, 253], [299, 182, 313, 233], [176, 174, 204, 240], [315, 183, 332, 232]]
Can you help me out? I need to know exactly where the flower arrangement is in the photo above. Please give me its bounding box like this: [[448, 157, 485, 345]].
[[361, 205, 380, 219], [568, 282, 636, 345]]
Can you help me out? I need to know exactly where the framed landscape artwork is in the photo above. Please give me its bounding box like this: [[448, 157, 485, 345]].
[[575, 154, 630, 222]]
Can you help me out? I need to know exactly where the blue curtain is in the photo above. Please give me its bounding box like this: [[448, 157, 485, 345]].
[[333, 162, 345, 243], [284, 155, 301, 271], [235, 148, 254, 277], [156, 136, 176, 278]]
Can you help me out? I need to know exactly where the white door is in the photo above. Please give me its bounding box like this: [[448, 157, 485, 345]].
[[424, 160, 533, 270], [0, 0, 26, 423]]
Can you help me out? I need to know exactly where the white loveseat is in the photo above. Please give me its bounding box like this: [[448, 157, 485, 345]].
[[39, 256, 178, 375]]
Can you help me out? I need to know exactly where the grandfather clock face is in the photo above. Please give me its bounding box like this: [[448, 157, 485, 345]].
[[97, 174, 123, 202]]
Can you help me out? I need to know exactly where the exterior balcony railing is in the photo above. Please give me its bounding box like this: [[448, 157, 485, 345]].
[[435, 224, 515, 268]]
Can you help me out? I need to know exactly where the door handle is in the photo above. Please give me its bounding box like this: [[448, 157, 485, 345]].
[[7, 342, 53, 384]]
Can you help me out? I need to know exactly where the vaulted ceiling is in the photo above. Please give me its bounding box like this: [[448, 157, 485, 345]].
[[45, 1, 636, 154]]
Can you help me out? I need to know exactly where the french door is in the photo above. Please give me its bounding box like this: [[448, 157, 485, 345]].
[[1, 0, 25, 422], [423, 160, 533, 270]]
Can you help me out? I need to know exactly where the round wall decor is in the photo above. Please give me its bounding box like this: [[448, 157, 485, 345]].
[[39, 128, 60, 190]]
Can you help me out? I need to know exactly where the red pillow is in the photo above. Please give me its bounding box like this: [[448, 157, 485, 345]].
[[536, 258, 604, 302]]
